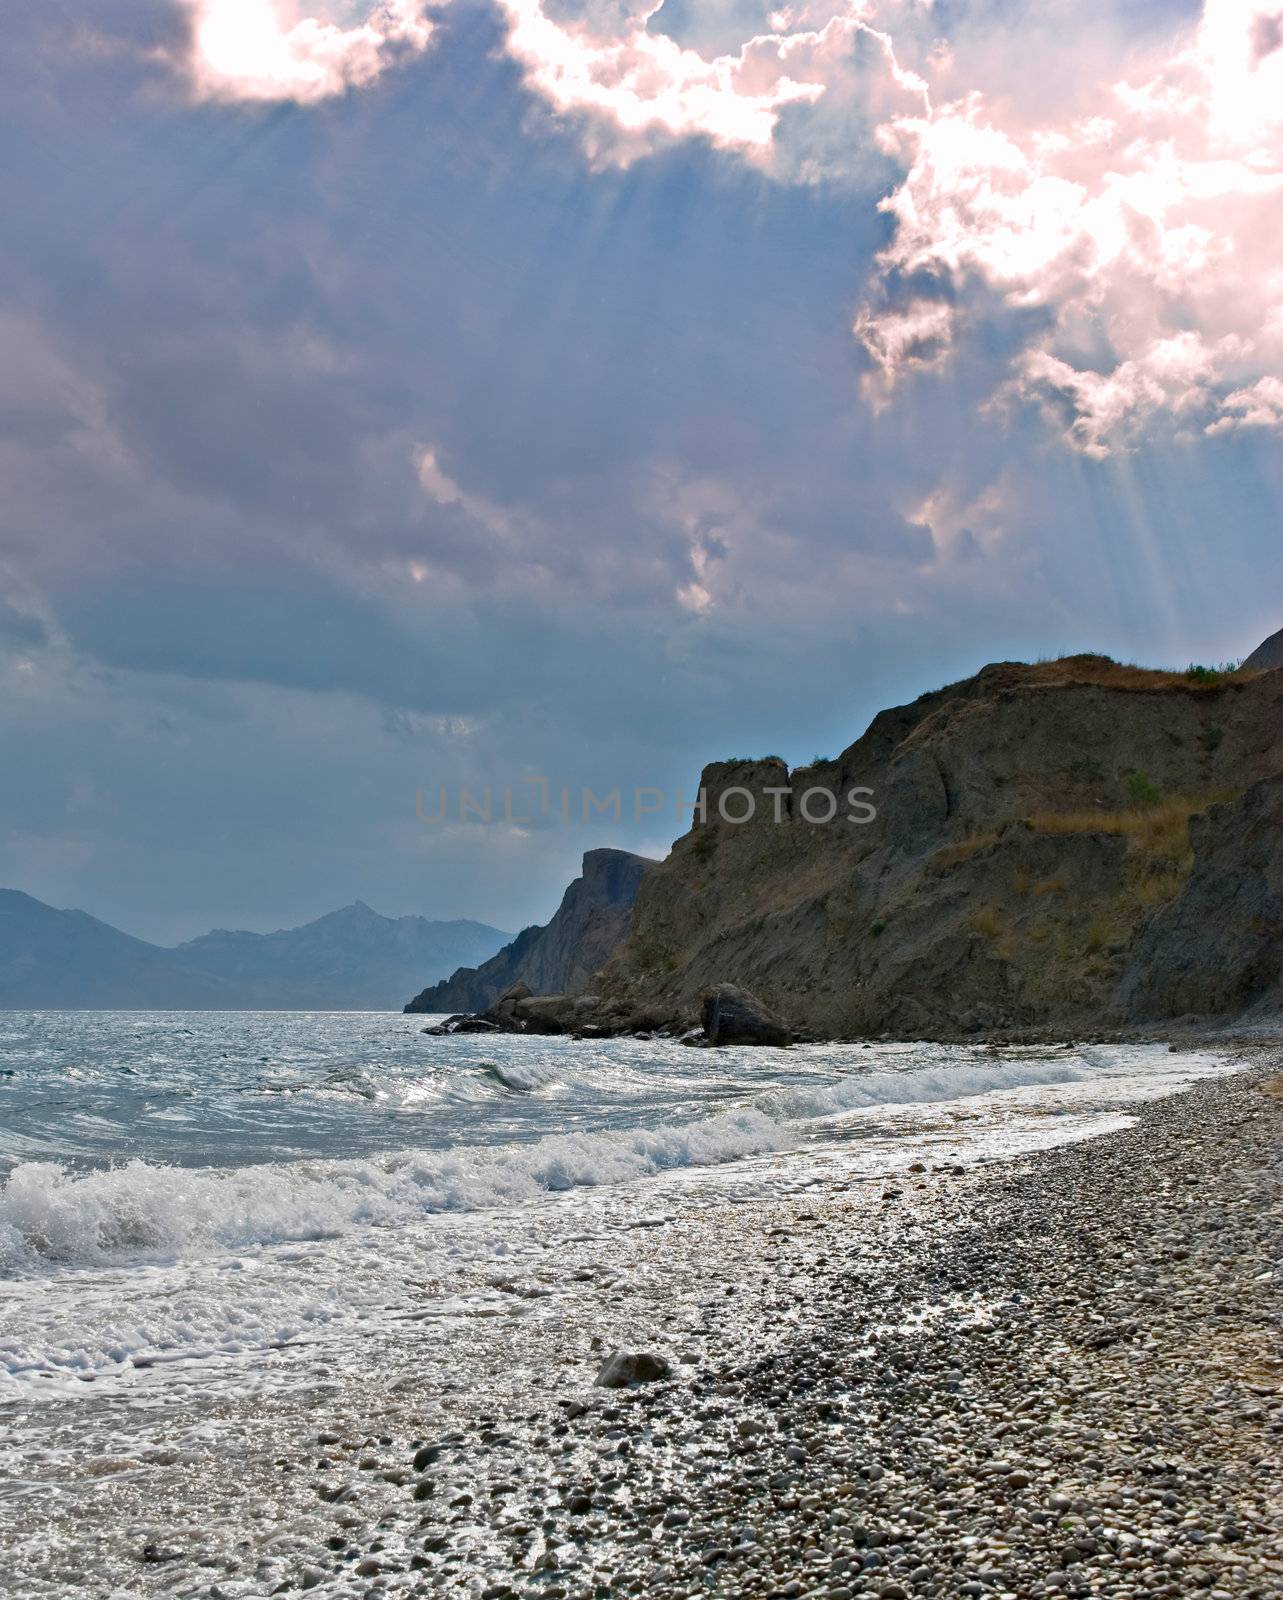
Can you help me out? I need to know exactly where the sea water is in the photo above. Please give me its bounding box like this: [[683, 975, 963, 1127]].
[[0, 1012, 1235, 1592]]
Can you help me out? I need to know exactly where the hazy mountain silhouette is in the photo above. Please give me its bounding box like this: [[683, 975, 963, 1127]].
[[0, 891, 509, 1010]]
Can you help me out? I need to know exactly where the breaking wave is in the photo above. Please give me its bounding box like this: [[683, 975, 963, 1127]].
[[756, 1055, 1092, 1120], [478, 1060, 560, 1092], [0, 1107, 792, 1274], [0, 1040, 1228, 1277]]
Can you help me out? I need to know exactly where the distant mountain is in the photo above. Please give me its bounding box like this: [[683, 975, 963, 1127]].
[[0, 890, 510, 1010], [177, 902, 511, 1009], [404, 849, 652, 1014], [0, 891, 246, 1010]]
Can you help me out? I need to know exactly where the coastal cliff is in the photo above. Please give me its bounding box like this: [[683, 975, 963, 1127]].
[[1120, 773, 1283, 1020], [404, 848, 653, 1014], [594, 655, 1283, 1037]]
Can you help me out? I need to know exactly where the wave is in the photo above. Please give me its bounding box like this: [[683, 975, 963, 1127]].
[[757, 1055, 1094, 1121], [0, 1044, 1228, 1277], [247, 1067, 392, 1101], [477, 1060, 559, 1092], [0, 1107, 792, 1274]]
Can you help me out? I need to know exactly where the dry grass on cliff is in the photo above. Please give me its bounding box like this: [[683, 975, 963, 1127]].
[[1011, 791, 1242, 972], [1028, 654, 1259, 694], [928, 832, 1001, 874], [1027, 791, 1238, 861]]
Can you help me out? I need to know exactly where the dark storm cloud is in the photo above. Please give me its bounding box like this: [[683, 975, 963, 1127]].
[[2, 3, 912, 598], [0, 0, 1280, 939]]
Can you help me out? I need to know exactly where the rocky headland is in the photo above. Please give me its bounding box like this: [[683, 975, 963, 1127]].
[[405, 850, 652, 1017], [416, 654, 1283, 1045]]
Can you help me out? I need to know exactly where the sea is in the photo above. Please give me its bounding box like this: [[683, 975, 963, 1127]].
[[0, 1011, 1236, 1594]]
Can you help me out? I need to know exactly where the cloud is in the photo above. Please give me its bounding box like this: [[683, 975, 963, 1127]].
[[495, 0, 925, 169], [417, 445, 517, 543], [856, 0, 1283, 453], [1207, 373, 1283, 433], [910, 475, 1012, 562], [0, 600, 49, 652], [493, 0, 1283, 454], [179, 0, 437, 102], [854, 297, 954, 401]]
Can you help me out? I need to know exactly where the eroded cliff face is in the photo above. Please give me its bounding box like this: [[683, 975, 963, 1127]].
[[596, 657, 1283, 1037], [404, 849, 653, 1013], [1120, 774, 1283, 1021]]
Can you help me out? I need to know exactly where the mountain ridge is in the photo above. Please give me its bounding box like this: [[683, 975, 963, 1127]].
[[0, 891, 509, 1010]]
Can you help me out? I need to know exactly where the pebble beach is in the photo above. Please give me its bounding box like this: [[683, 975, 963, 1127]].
[[8, 1043, 1278, 1599]]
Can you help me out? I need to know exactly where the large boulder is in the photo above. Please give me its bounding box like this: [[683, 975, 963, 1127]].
[[511, 994, 578, 1034], [701, 983, 792, 1046], [595, 1350, 672, 1387], [487, 981, 534, 1025]]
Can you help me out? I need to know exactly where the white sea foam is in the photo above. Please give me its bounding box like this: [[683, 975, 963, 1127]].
[[757, 1055, 1091, 1120], [0, 1107, 792, 1274], [0, 1039, 1238, 1418], [0, 1045, 1232, 1275]]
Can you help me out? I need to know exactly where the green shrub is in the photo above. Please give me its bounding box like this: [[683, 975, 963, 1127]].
[[689, 829, 717, 861], [1124, 770, 1163, 808]]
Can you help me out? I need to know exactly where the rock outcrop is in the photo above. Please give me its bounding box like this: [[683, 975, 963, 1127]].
[[1243, 626, 1283, 673], [702, 983, 792, 1046], [422, 982, 609, 1037], [592, 656, 1283, 1037], [404, 849, 653, 1014]]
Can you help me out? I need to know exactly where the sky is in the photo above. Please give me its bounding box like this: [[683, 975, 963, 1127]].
[[1, 0, 1281, 942]]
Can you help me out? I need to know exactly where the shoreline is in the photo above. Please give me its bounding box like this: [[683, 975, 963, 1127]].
[[573, 1051, 1282, 1600], [304, 1049, 1283, 1598], [4, 1044, 1280, 1597]]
